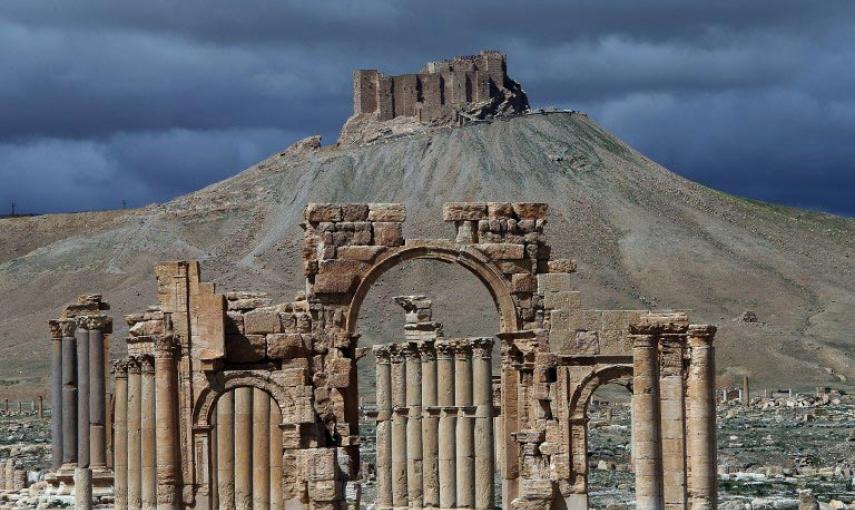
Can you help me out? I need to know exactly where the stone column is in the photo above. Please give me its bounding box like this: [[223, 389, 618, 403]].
[[217, 391, 236, 510], [630, 325, 664, 510], [435, 340, 456, 509], [390, 345, 408, 509], [234, 387, 253, 510], [50, 328, 65, 470], [742, 376, 750, 406], [686, 325, 717, 510], [659, 331, 688, 510], [113, 360, 130, 510], [127, 358, 142, 510], [455, 340, 475, 509], [500, 342, 521, 510], [155, 337, 180, 510], [76, 327, 91, 468], [74, 467, 93, 510], [472, 338, 495, 510], [89, 328, 107, 469], [420, 341, 439, 508], [61, 329, 78, 465], [252, 388, 271, 510], [140, 355, 157, 510], [403, 342, 423, 508], [269, 403, 284, 510], [374, 346, 393, 510], [38, 396, 44, 419]]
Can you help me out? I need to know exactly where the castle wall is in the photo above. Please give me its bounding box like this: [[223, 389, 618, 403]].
[[353, 70, 379, 115], [392, 74, 419, 118]]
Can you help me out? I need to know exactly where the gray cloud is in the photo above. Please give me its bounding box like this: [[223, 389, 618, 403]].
[[1, 1, 854, 215]]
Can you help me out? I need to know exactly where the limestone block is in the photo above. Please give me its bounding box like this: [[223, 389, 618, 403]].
[[368, 203, 406, 222], [310, 480, 340, 502], [225, 334, 266, 363], [227, 297, 272, 311], [306, 204, 342, 223], [335, 221, 373, 245], [373, 222, 404, 247], [512, 202, 548, 220], [244, 307, 282, 334], [267, 333, 307, 359], [314, 260, 363, 294], [487, 202, 514, 219], [325, 357, 353, 388], [337, 245, 386, 262], [497, 260, 534, 275], [537, 273, 574, 293], [225, 312, 245, 335], [547, 259, 577, 273], [443, 202, 487, 221], [477, 243, 525, 260], [573, 330, 600, 355], [512, 273, 537, 293], [341, 204, 369, 221]]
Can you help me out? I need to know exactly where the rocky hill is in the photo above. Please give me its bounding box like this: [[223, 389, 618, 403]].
[[1, 112, 853, 398]]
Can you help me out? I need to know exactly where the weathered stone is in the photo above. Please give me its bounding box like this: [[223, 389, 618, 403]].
[[477, 242, 525, 260], [511, 273, 537, 293], [373, 222, 404, 247], [443, 202, 488, 221], [547, 258, 577, 273], [368, 203, 406, 222], [512, 202, 549, 220], [337, 245, 386, 262], [226, 334, 266, 362], [244, 307, 282, 334], [267, 333, 307, 359], [227, 297, 273, 311], [305, 203, 343, 223], [341, 204, 369, 221], [487, 202, 514, 220]]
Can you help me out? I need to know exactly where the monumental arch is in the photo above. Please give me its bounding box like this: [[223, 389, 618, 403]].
[[47, 202, 718, 510]]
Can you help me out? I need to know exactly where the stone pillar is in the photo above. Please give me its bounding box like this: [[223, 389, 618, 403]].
[[420, 341, 439, 508], [742, 376, 750, 406], [403, 342, 423, 508], [61, 331, 78, 465], [686, 325, 717, 510], [659, 331, 688, 510], [38, 396, 44, 419], [113, 360, 130, 510], [436, 340, 456, 509], [500, 343, 520, 510], [155, 338, 180, 510], [74, 467, 93, 510], [89, 328, 107, 468], [253, 388, 271, 510], [140, 356, 157, 510], [127, 358, 142, 510], [76, 327, 90, 468], [50, 330, 64, 470], [390, 345, 408, 509], [630, 325, 664, 510], [234, 387, 253, 510], [373, 346, 393, 510], [217, 391, 236, 510], [269, 403, 284, 510], [472, 338, 495, 510], [455, 340, 475, 509]]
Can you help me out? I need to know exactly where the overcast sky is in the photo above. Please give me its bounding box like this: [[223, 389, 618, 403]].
[[2, 1, 854, 216]]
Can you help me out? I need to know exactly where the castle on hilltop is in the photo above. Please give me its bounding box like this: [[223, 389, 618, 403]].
[[351, 50, 529, 124]]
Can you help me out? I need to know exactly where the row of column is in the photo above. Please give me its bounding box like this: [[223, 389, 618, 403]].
[[213, 386, 285, 510], [50, 318, 110, 471], [112, 337, 181, 510], [630, 324, 717, 510], [0, 398, 44, 417], [374, 337, 495, 510]]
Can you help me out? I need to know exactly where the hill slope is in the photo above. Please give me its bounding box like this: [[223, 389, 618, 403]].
[[1, 112, 853, 397]]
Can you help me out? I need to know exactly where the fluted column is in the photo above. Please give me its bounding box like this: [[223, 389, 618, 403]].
[[269, 403, 284, 510], [76, 327, 90, 468], [374, 345, 393, 510], [660, 331, 688, 510], [253, 389, 271, 510], [217, 391, 236, 510], [140, 356, 157, 510], [155, 338, 180, 510], [89, 328, 107, 469], [631, 325, 664, 510], [127, 358, 142, 510], [390, 345, 408, 509], [686, 325, 717, 510], [472, 338, 495, 510], [234, 387, 253, 510], [403, 342, 423, 508], [435, 340, 456, 509], [50, 327, 65, 470], [61, 329, 78, 465], [455, 340, 475, 508], [113, 360, 130, 510], [420, 341, 439, 508]]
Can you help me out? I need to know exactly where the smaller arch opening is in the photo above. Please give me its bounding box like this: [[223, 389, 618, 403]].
[[587, 381, 633, 510]]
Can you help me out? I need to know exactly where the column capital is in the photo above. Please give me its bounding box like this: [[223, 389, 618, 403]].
[[659, 332, 687, 348], [435, 340, 455, 359], [51, 318, 78, 338], [78, 315, 113, 332], [373, 344, 392, 363], [389, 344, 405, 364], [401, 341, 421, 361], [453, 339, 473, 359], [127, 357, 142, 375], [688, 324, 717, 347], [139, 355, 155, 375], [154, 335, 178, 358], [111, 358, 131, 379], [471, 337, 494, 359], [418, 340, 436, 361], [628, 330, 659, 348]]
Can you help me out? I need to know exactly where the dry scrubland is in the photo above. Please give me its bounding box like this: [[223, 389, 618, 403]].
[[0, 112, 853, 398]]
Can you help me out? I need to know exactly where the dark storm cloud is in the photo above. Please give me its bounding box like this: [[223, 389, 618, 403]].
[[1, 1, 854, 215]]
